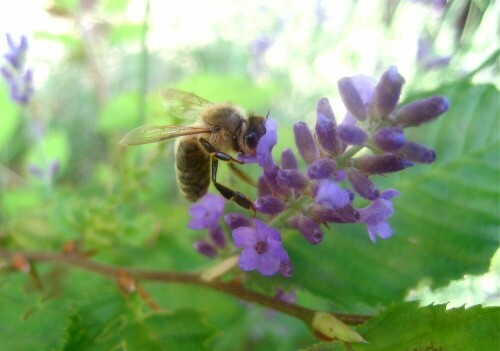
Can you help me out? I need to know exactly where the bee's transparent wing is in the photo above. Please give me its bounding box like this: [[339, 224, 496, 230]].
[[119, 125, 215, 146], [161, 88, 212, 121]]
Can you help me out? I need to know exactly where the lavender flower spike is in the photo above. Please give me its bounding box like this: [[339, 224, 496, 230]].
[[4, 34, 28, 69], [188, 194, 225, 230], [232, 220, 288, 276]]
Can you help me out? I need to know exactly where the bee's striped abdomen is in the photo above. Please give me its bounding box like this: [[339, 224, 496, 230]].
[[175, 138, 210, 201]]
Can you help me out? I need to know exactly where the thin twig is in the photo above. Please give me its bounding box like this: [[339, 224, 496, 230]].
[[0, 249, 370, 326]]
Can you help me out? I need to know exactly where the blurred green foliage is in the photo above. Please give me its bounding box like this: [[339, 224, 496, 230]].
[[0, 0, 498, 350]]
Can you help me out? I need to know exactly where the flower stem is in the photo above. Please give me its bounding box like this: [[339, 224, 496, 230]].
[[337, 145, 364, 166], [0, 248, 370, 327]]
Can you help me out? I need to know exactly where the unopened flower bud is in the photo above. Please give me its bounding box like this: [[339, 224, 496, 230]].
[[194, 240, 217, 257], [354, 155, 413, 174], [307, 158, 336, 180], [394, 96, 450, 127], [264, 165, 292, 198], [254, 195, 286, 215], [396, 141, 436, 163], [277, 169, 310, 190], [372, 66, 405, 117], [373, 127, 406, 151], [347, 168, 379, 200], [315, 98, 342, 156], [257, 175, 272, 197], [290, 214, 323, 245], [293, 122, 319, 163], [308, 204, 360, 223], [337, 124, 368, 145], [338, 77, 367, 121], [281, 148, 298, 170], [224, 213, 254, 230], [279, 250, 294, 278], [209, 226, 226, 248]]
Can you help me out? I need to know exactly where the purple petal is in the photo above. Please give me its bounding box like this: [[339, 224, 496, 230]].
[[257, 250, 281, 276], [188, 194, 225, 229], [315, 180, 351, 210], [232, 226, 257, 248], [239, 248, 259, 271], [256, 118, 278, 168], [224, 213, 254, 230], [367, 221, 393, 242], [255, 219, 282, 242], [380, 189, 400, 200]]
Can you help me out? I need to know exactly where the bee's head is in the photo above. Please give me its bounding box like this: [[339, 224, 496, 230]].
[[238, 115, 267, 155]]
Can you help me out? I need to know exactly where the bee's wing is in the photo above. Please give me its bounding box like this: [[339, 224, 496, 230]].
[[119, 125, 215, 146], [161, 88, 212, 121]]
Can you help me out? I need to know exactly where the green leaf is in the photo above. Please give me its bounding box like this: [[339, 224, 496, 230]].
[[286, 82, 499, 310], [304, 303, 499, 351], [0, 274, 72, 351], [26, 130, 70, 172], [108, 24, 144, 44], [97, 92, 140, 132], [175, 74, 278, 112], [0, 86, 20, 150], [64, 288, 216, 351]]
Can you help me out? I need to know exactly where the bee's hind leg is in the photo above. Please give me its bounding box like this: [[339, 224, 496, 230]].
[[199, 138, 256, 216], [210, 158, 256, 217]]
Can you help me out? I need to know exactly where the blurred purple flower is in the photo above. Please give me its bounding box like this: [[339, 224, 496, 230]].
[[1, 34, 34, 105], [417, 36, 451, 70], [232, 219, 288, 276], [188, 194, 225, 230], [358, 189, 400, 242]]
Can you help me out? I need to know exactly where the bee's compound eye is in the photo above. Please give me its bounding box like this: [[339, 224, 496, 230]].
[[245, 132, 258, 149]]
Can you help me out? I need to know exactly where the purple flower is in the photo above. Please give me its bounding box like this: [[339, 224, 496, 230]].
[[232, 219, 288, 276], [315, 179, 351, 210], [4, 34, 28, 69], [1, 34, 34, 105], [188, 194, 225, 230], [358, 189, 399, 242]]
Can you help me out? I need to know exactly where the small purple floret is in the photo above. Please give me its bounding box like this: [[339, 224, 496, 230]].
[[315, 179, 351, 210], [232, 220, 289, 276], [188, 194, 225, 230], [293, 122, 319, 163], [358, 189, 400, 242]]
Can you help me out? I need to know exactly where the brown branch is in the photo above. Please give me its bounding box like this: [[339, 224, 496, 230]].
[[0, 249, 370, 327]]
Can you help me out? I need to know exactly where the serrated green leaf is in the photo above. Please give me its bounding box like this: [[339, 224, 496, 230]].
[[285, 82, 499, 311], [0, 274, 72, 351], [355, 303, 500, 351], [64, 288, 216, 351], [302, 303, 499, 351]]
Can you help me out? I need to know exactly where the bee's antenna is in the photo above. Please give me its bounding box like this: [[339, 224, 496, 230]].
[[265, 111, 270, 120]]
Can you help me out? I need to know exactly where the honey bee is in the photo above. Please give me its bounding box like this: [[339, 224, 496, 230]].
[[119, 88, 267, 213]]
